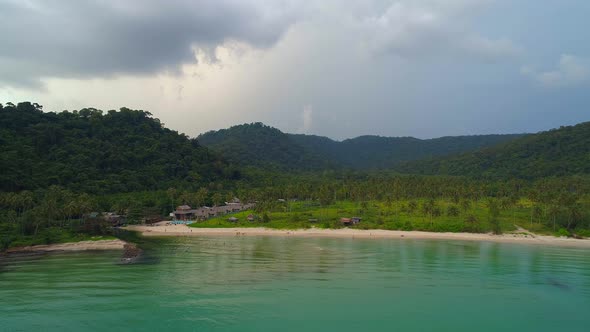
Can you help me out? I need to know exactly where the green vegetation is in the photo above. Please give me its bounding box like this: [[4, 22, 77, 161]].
[[0, 102, 238, 194], [290, 133, 525, 169], [398, 121, 590, 179], [0, 185, 119, 250], [198, 122, 333, 171], [190, 177, 590, 236], [190, 200, 522, 233], [1, 102, 590, 251], [198, 122, 523, 170]]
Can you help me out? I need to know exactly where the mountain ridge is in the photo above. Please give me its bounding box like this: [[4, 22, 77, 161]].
[[198, 122, 526, 170]]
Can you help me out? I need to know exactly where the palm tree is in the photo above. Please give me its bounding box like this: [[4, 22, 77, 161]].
[[547, 205, 561, 231]]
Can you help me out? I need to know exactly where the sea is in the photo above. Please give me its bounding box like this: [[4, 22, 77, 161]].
[[1, 235, 589, 331]]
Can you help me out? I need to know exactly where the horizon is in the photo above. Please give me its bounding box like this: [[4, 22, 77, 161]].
[[196, 120, 535, 142], [1, 101, 544, 141], [1, 1, 589, 140], [2, 2, 590, 330]]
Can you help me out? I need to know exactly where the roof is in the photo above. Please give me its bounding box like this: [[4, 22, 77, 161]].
[[174, 210, 194, 215], [340, 218, 351, 222], [177, 205, 191, 210]]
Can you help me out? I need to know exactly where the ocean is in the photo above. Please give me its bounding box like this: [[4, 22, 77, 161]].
[[1, 236, 589, 331]]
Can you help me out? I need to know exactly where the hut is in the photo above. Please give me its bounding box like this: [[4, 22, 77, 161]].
[[174, 205, 195, 221], [105, 213, 127, 226]]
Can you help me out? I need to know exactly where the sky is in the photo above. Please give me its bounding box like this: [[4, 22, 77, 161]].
[[1, 0, 589, 140]]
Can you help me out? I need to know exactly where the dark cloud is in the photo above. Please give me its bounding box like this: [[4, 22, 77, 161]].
[[0, 0, 297, 87]]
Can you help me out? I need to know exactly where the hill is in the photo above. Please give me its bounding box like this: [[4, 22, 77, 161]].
[[397, 121, 590, 179], [198, 122, 523, 170], [197, 123, 333, 170], [290, 133, 524, 169], [0, 102, 236, 194]]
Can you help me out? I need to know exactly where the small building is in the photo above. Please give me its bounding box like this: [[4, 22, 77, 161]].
[[208, 209, 217, 217], [104, 212, 127, 226], [171, 202, 256, 222], [341, 217, 361, 226], [226, 203, 242, 212], [228, 217, 239, 222], [174, 205, 195, 221]]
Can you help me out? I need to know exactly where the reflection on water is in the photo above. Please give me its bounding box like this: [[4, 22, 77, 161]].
[[1, 236, 590, 332]]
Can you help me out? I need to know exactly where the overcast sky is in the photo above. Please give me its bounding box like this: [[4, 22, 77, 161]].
[[1, 0, 589, 139]]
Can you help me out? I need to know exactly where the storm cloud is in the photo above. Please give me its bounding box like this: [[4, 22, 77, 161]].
[[0, 0, 297, 87], [1, 0, 589, 139]]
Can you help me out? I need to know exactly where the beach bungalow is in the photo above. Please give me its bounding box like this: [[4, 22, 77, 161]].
[[106, 213, 127, 226], [232, 204, 243, 212], [341, 217, 361, 226], [170, 201, 256, 222], [174, 205, 196, 221], [228, 197, 241, 204]]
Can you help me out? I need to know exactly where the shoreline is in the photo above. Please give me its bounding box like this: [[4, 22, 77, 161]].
[[3, 239, 127, 255], [126, 225, 590, 248]]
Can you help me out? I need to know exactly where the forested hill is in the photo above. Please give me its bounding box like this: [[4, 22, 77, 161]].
[[198, 123, 523, 170], [396, 121, 590, 179], [0, 102, 237, 194], [289, 133, 525, 169], [197, 123, 334, 170]]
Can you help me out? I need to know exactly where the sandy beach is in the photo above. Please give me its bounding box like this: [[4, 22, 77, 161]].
[[126, 225, 590, 248], [5, 239, 127, 254]]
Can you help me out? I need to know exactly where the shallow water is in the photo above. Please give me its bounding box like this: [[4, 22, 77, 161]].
[[1, 236, 589, 331]]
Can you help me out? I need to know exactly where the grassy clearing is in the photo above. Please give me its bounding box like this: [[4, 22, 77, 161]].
[[188, 199, 560, 234]]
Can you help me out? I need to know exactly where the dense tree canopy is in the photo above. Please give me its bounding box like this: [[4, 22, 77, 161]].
[[198, 122, 334, 171], [397, 121, 590, 179], [290, 133, 525, 169], [0, 102, 238, 194], [198, 122, 523, 170], [2, 102, 589, 250]]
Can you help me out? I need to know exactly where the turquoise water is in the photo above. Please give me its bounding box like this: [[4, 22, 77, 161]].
[[1, 236, 589, 331]]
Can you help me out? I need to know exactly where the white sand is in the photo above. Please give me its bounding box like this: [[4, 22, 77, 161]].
[[126, 225, 590, 248], [6, 239, 127, 253]]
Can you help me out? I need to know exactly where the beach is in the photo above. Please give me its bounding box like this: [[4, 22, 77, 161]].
[[4, 239, 127, 254], [126, 225, 590, 248]]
